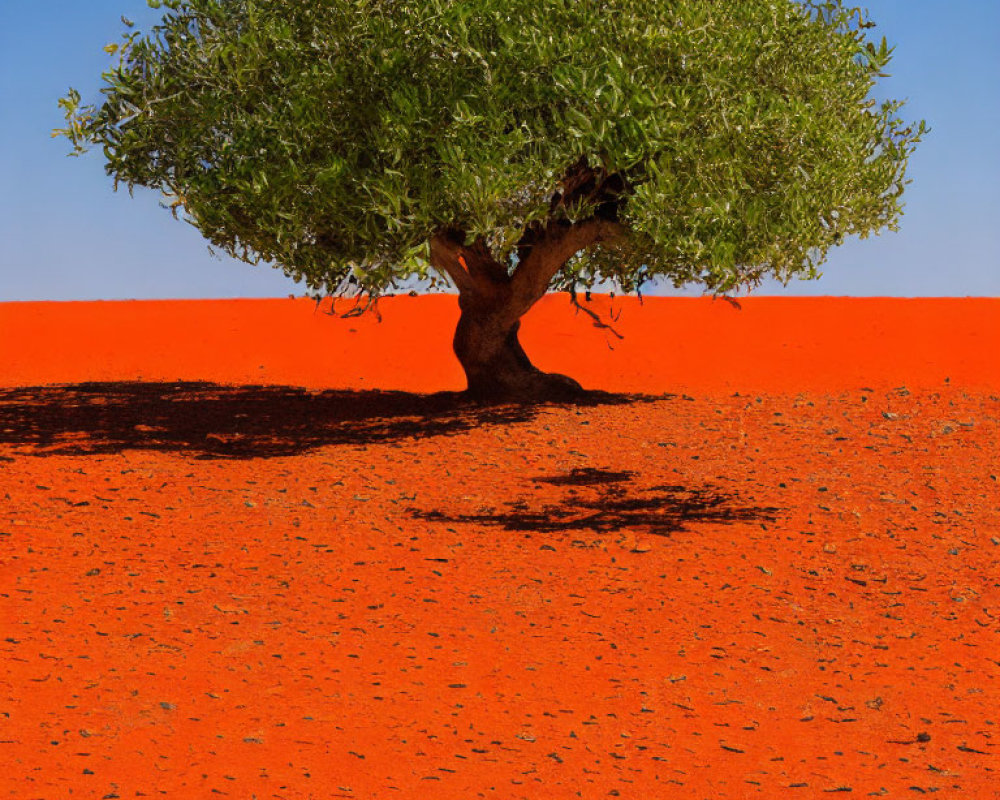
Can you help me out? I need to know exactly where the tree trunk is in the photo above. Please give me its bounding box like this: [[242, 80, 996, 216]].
[[428, 217, 624, 402], [453, 291, 583, 402]]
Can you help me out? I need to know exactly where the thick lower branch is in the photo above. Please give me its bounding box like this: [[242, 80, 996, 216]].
[[429, 230, 477, 294], [429, 229, 510, 298], [510, 217, 626, 316]]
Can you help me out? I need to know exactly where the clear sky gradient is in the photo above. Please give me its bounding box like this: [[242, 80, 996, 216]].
[[1, 0, 997, 300]]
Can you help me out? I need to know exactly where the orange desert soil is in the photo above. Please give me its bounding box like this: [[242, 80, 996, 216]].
[[1, 295, 998, 798]]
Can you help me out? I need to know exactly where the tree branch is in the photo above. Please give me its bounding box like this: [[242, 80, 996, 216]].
[[549, 156, 629, 222], [429, 229, 511, 298], [462, 237, 511, 287], [569, 285, 625, 343], [510, 217, 626, 317], [428, 230, 477, 294]]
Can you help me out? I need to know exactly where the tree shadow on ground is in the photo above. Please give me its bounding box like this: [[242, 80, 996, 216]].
[[0, 382, 657, 460], [412, 467, 780, 538]]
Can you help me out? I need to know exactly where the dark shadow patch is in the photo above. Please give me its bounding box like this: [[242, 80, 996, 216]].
[[531, 467, 637, 487], [0, 381, 657, 460], [412, 474, 780, 538]]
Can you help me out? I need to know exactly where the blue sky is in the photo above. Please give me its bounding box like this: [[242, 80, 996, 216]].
[[1, 0, 997, 300]]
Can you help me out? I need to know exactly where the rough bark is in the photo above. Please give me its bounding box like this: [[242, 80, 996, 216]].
[[452, 292, 584, 401], [428, 218, 624, 402]]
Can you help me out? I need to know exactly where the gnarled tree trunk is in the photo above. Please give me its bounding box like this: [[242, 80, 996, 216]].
[[429, 215, 623, 402], [453, 291, 583, 401]]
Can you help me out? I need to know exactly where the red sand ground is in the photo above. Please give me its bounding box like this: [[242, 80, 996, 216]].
[[1, 295, 998, 798]]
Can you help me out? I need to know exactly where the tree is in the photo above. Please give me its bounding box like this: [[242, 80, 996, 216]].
[[57, 0, 925, 400]]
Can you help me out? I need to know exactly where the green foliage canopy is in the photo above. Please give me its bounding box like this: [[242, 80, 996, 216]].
[[58, 0, 925, 297]]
